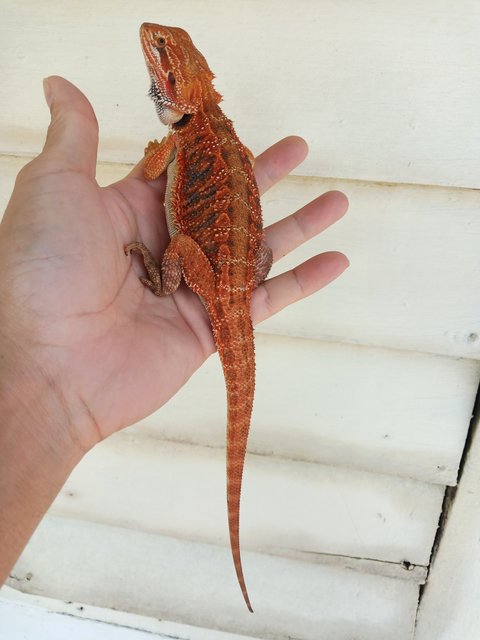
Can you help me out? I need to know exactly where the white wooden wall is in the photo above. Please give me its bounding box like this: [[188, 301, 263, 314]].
[[1, 2, 480, 639]]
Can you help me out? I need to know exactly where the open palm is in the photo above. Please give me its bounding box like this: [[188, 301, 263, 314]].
[[0, 77, 348, 450]]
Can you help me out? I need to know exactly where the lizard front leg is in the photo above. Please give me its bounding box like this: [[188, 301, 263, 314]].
[[143, 134, 176, 180], [125, 234, 216, 300]]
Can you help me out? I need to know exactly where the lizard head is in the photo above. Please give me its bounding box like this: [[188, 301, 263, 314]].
[[140, 23, 222, 126]]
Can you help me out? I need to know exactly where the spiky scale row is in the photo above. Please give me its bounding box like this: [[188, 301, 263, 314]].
[[126, 23, 273, 611]]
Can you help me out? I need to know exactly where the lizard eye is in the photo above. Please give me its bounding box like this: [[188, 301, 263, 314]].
[[168, 71, 176, 86], [155, 36, 166, 48]]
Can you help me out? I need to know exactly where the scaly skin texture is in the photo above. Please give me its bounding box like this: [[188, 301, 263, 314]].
[[125, 23, 273, 612]]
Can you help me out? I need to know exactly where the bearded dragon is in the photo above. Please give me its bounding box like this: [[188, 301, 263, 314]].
[[125, 23, 273, 612]]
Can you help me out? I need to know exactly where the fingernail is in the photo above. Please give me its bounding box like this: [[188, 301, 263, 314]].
[[43, 77, 53, 109]]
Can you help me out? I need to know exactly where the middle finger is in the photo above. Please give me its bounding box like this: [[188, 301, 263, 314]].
[[264, 190, 349, 262]]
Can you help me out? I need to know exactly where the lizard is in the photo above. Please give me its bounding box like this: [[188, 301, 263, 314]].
[[125, 23, 273, 612]]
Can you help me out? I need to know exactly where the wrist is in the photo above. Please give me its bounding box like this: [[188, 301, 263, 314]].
[[0, 331, 86, 454], [0, 333, 86, 584], [0, 305, 101, 450]]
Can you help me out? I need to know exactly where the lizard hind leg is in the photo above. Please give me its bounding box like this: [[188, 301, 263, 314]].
[[125, 235, 216, 300], [125, 241, 164, 296], [162, 234, 215, 298]]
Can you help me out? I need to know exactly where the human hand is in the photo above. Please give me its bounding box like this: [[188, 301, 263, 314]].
[[0, 76, 349, 453]]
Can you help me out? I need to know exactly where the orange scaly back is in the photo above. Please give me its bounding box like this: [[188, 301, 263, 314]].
[[125, 24, 273, 611]]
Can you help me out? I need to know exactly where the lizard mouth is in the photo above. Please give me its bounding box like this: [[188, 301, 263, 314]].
[[148, 78, 194, 125]]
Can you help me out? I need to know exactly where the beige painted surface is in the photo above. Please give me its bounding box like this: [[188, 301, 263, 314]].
[[1, 2, 479, 638], [136, 335, 478, 486], [414, 422, 480, 638], [0, 592, 172, 640], [9, 516, 420, 640], [1, 1, 480, 188], [0, 586, 253, 640], [2, 156, 480, 359], [50, 432, 444, 568]]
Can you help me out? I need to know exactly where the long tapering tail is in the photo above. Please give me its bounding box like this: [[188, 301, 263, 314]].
[[214, 305, 255, 612]]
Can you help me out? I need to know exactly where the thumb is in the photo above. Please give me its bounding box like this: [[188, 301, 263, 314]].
[[42, 76, 99, 177]]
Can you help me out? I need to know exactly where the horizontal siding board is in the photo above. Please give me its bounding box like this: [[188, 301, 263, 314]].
[[262, 177, 480, 359], [135, 334, 478, 486], [2, 155, 479, 360], [1, 1, 480, 188], [9, 515, 420, 640], [0, 598, 164, 640], [0, 587, 263, 640], [49, 433, 444, 567]]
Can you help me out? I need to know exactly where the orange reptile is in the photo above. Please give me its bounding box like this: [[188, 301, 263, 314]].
[[125, 23, 273, 612]]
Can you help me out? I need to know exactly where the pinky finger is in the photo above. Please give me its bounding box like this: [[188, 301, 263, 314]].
[[251, 251, 349, 325]]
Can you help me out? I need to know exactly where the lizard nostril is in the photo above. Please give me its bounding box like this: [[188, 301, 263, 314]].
[[168, 71, 176, 86]]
